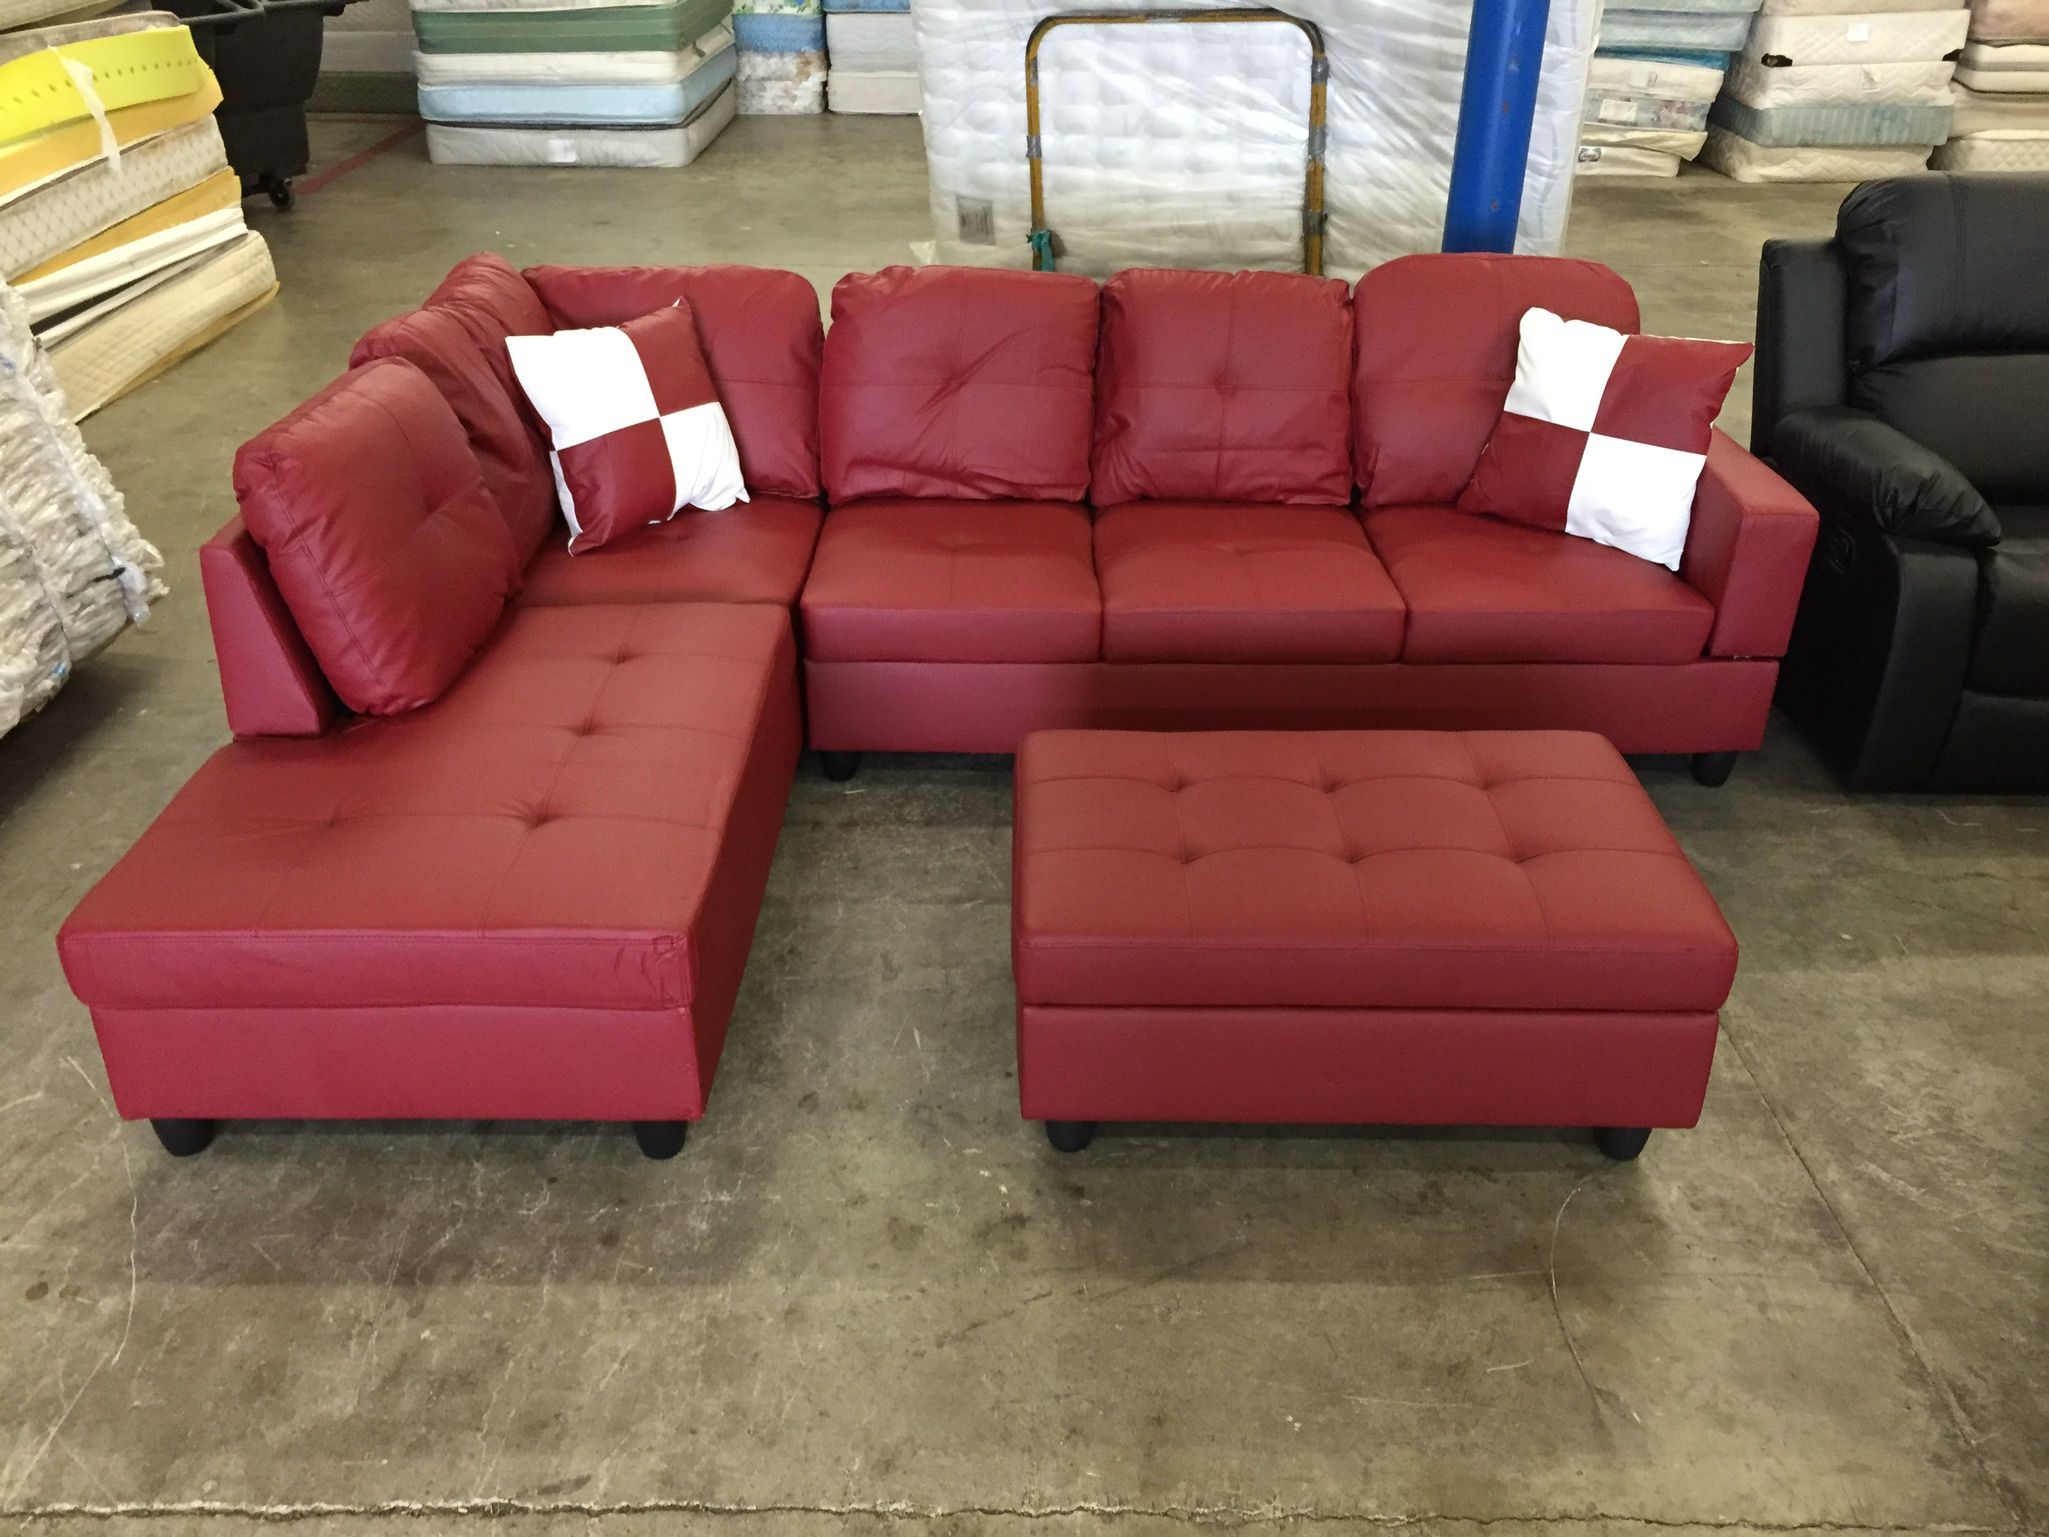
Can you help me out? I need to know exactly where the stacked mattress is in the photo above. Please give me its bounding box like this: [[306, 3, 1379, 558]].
[[0, 13, 277, 419], [1580, 0, 1766, 175], [0, 280, 164, 739], [735, 0, 823, 113], [413, 0, 740, 165], [825, 0, 913, 114], [1935, 0, 2049, 168], [914, 0, 1602, 277], [1702, 2, 1969, 180]]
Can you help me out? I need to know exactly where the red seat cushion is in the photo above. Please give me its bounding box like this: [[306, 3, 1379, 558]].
[[800, 498, 1100, 662], [1013, 729, 1737, 1012], [1093, 501, 1404, 663], [233, 358, 520, 716], [523, 263, 824, 499], [819, 266, 1100, 503], [58, 603, 796, 1014], [422, 252, 554, 401], [1092, 269, 1354, 506], [1353, 254, 1641, 507], [349, 305, 558, 565], [1363, 504, 1714, 665], [519, 496, 822, 608]]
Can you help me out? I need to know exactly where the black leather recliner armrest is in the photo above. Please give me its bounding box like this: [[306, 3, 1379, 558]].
[[1772, 406, 2002, 549]]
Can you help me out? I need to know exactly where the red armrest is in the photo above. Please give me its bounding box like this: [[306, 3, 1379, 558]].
[[1681, 431, 1820, 660], [200, 516, 339, 738]]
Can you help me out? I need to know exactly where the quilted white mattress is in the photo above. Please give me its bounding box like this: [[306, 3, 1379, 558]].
[[1745, 10, 1973, 65], [1962, 37, 2049, 63], [915, 0, 1601, 279], [1700, 121, 1933, 175], [1581, 122, 1708, 155], [0, 118, 226, 281], [1588, 54, 1726, 101], [1967, 0, 2049, 39], [46, 230, 276, 420], [1725, 54, 1957, 103], [1602, 9, 1755, 50], [419, 42, 735, 122], [1711, 95, 1954, 142], [1951, 79, 2049, 126], [425, 78, 735, 161], [824, 9, 911, 68], [828, 69, 918, 112], [1933, 129, 2049, 162]]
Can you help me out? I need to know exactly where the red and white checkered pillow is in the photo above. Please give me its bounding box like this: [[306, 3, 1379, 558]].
[[506, 300, 746, 555], [1458, 307, 1751, 570]]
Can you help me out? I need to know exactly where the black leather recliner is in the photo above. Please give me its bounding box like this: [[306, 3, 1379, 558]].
[[1755, 173, 2049, 793]]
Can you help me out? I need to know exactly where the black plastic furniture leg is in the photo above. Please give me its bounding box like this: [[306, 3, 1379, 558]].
[[1595, 1126, 1652, 1161], [1690, 751, 1738, 787], [1044, 1120, 1096, 1153], [632, 1121, 688, 1160], [819, 751, 861, 782], [150, 1118, 216, 1157]]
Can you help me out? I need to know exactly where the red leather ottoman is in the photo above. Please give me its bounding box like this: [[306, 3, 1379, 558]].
[[1011, 729, 1737, 1158]]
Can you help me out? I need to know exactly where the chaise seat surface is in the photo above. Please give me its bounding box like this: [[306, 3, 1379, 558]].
[[60, 601, 795, 1015], [1013, 728, 1737, 1015], [517, 495, 823, 610]]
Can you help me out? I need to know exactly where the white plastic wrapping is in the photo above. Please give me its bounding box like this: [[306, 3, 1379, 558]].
[[0, 280, 162, 738], [913, 0, 1600, 279]]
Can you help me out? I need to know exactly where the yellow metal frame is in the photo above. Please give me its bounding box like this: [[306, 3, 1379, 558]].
[[1024, 8, 1328, 275]]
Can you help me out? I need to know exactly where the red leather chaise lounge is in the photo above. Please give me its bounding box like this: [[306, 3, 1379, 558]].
[[57, 256, 827, 1160], [801, 257, 1817, 788]]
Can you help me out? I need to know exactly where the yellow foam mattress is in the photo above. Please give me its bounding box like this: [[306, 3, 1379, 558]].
[[0, 73, 220, 200], [15, 165, 235, 283], [0, 23, 207, 144]]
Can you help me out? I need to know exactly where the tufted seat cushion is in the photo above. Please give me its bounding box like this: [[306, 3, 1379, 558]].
[[1092, 502, 1404, 663], [519, 495, 822, 609], [1013, 729, 1737, 1013], [59, 603, 796, 1015], [1363, 504, 1716, 665], [800, 498, 1100, 662]]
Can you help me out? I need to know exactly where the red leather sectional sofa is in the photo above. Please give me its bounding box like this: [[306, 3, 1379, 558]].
[[57, 251, 1817, 1158]]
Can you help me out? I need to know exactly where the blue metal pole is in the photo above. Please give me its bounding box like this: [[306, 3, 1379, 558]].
[[1442, 0, 1554, 254]]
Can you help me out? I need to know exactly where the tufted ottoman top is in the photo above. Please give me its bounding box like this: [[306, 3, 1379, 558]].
[[1013, 730, 1737, 1014]]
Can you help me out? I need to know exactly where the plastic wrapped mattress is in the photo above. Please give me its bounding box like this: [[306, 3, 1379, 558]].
[[734, 4, 824, 112], [1760, 0, 1961, 10], [418, 39, 734, 119], [1581, 122, 1710, 154], [1967, 0, 2049, 39], [1955, 50, 2049, 84], [0, 281, 162, 737], [1962, 38, 2049, 67], [1602, 8, 1756, 51], [43, 230, 276, 420], [414, 19, 730, 81], [411, 0, 729, 52], [1724, 53, 1958, 103], [1699, 120, 1935, 173], [1710, 94, 1954, 140], [426, 75, 735, 161], [1584, 53, 1721, 131], [915, 0, 1602, 278], [1575, 142, 1685, 173], [1745, 10, 1973, 64], [0, 118, 228, 281]]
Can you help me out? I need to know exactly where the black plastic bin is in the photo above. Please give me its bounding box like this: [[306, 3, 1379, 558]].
[[164, 0, 362, 208]]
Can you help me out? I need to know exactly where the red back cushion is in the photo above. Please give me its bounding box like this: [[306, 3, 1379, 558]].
[[350, 306, 557, 566], [1353, 254, 1640, 507], [820, 265, 1100, 503], [423, 252, 554, 401], [1093, 269, 1354, 506], [233, 358, 520, 716], [523, 263, 823, 499]]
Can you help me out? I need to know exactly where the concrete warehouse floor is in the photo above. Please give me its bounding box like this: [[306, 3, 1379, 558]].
[[1, 113, 2045, 1537]]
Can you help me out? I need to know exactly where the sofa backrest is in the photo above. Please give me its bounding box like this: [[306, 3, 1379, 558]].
[[350, 305, 558, 566], [1352, 254, 1640, 507], [1836, 173, 2049, 503], [820, 265, 1099, 503], [233, 357, 521, 718], [1091, 268, 1354, 507], [420, 252, 555, 403], [523, 263, 825, 500]]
